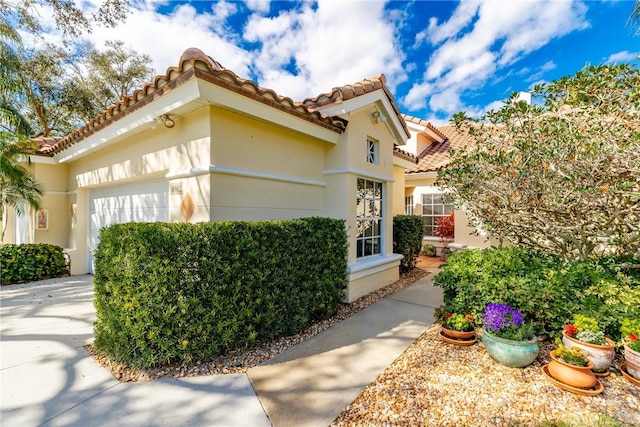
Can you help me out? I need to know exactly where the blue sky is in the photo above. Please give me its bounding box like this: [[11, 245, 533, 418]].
[[27, 0, 639, 124]]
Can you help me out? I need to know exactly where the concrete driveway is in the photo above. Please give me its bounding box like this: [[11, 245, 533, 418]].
[[0, 276, 270, 427]]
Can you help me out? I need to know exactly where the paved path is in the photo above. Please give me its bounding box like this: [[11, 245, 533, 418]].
[[248, 273, 442, 426], [1, 270, 442, 427], [0, 276, 269, 427]]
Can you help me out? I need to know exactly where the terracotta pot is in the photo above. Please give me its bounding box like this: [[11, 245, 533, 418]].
[[441, 326, 475, 341], [625, 344, 640, 380], [547, 350, 596, 389], [562, 332, 615, 373], [482, 328, 539, 368]]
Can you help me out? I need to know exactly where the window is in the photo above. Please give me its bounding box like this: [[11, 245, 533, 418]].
[[356, 178, 382, 258], [366, 138, 378, 164], [405, 195, 414, 215], [422, 193, 454, 237]]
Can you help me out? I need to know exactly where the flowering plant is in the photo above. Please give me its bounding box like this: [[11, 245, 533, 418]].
[[482, 303, 535, 341], [620, 318, 640, 352], [564, 314, 606, 345], [554, 341, 589, 367], [435, 306, 475, 332]]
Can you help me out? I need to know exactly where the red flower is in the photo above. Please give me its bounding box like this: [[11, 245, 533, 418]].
[[564, 324, 578, 336], [445, 313, 453, 319], [630, 333, 638, 341]]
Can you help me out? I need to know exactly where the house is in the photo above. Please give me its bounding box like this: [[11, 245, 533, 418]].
[[3, 48, 419, 302], [401, 115, 501, 252]]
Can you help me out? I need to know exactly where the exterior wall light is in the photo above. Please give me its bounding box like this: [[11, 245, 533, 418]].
[[160, 114, 175, 128]]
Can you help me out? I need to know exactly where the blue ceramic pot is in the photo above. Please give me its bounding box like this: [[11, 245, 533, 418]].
[[482, 328, 539, 368]]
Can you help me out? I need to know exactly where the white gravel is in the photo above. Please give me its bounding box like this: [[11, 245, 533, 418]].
[[333, 325, 640, 426]]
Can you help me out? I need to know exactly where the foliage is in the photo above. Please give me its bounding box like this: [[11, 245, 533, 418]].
[[620, 318, 640, 352], [420, 243, 437, 257], [93, 218, 348, 369], [1, 0, 129, 39], [393, 215, 424, 273], [71, 41, 155, 120], [439, 63, 640, 262], [566, 315, 607, 345], [483, 303, 535, 341], [434, 212, 454, 241], [0, 21, 43, 240], [1, 243, 68, 285], [554, 341, 589, 367], [444, 313, 475, 332], [433, 247, 640, 338]]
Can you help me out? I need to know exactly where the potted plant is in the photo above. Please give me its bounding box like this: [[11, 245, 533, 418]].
[[435, 306, 476, 345], [620, 318, 640, 386], [420, 243, 437, 257], [434, 212, 454, 261], [544, 342, 601, 394], [481, 303, 539, 368], [562, 314, 615, 375]]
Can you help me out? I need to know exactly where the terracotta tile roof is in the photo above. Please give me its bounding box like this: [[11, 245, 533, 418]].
[[393, 145, 418, 163], [303, 74, 411, 139], [401, 114, 447, 141], [42, 48, 348, 156], [32, 137, 64, 156], [406, 124, 472, 174]]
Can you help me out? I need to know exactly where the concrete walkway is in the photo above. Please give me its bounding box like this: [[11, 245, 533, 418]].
[[0, 269, 442, 427]]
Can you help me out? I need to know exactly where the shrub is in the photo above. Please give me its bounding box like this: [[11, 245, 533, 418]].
[[393, 215, 424, 273], [0, 243, 68, 285], [93, 217, 348, 369], [433, 247, 640, 338]]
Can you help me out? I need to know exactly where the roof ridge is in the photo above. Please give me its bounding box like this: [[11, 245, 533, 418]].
[[44, 48, 347, 156], [303, 74, 410, 139]]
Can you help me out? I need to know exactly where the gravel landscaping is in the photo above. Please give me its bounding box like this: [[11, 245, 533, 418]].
[[333, 325, 640, 426]]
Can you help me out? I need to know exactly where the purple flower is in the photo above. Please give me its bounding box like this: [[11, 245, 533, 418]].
[[483, 303, 524, 332]]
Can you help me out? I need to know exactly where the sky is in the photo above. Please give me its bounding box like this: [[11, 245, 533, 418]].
[[24, 0, 640, 124]]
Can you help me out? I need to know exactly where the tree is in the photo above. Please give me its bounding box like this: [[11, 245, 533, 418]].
[[72, 41, 155, 120], [15, 43, 89, 137], [0, 19, 43, 241], [1, 0, 129, 39], [438, 63, 640, 261]]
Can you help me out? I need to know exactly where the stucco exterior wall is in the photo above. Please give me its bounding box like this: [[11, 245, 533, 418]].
[[208, 106, 327, 221]]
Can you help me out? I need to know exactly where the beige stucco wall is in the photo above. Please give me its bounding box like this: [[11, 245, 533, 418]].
[[32, 163, 70, 247], [208, 106, 327, 221]]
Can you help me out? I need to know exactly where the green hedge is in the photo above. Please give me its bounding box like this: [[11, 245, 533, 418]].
[[1, 243, 68, 285], [93, 217, 348, 369], [434, 247, 640, 339], [393, 215, 425, 273]]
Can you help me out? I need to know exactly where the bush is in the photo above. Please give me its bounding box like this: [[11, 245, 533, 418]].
[[93, 217, 348, 369], [433, 247, 640, 338], [0, 243, 68, 285], [393, 215, 425, 273]]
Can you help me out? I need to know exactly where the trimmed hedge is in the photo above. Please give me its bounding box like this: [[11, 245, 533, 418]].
[[434, 247, 640, 339], [93, 217, 348, 369], [1, 243, 68, 285], [393, 215, 425, 273]]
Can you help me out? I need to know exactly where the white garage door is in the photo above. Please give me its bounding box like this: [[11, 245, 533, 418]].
[[89, 178, 169, 273]]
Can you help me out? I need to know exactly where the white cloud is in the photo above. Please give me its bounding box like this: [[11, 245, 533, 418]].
[[243, 0, 406, 100], [604, 50, 639, 64], [402, 0, 589, 117], [245, 0, 271, 14]]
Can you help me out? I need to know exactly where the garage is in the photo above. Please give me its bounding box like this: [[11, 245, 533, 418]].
[[88, 178, 169, 272]]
